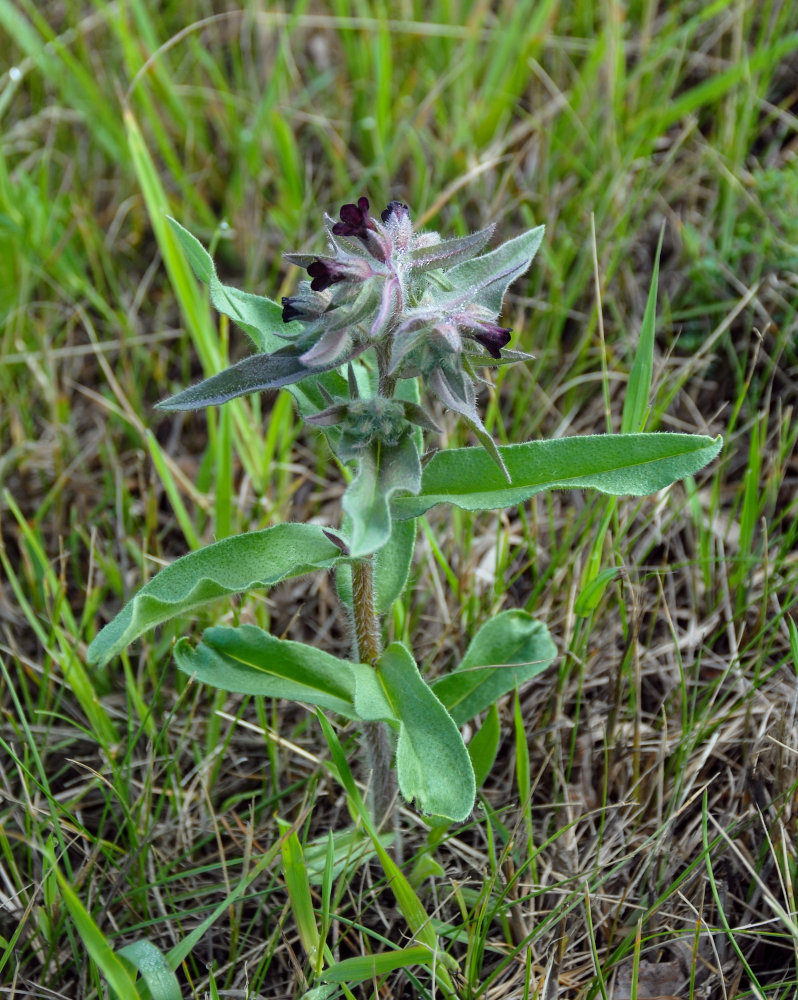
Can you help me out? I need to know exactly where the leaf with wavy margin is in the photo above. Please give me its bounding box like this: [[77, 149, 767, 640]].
[[87, 524, 344, 666], [392, 433, 723, 519]]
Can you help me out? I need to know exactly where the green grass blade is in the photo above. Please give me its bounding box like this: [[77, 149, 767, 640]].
[[321, 945, 439, 984], [621, 229, 662, 434], [47, 850, 141, 1000], [278, 821, 320, 963]]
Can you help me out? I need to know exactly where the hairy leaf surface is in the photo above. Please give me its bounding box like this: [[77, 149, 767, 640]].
[[168, 216, 290, 352], [156, 345, 368, 411], [440, 225, 545, 314], [87, 524, 343, 665], [432, 611, 556, 725], [392, 433, 723, 519], [343, 435, 422, 558], [377, 643, 475, 821], [174, 625, 359, 717]]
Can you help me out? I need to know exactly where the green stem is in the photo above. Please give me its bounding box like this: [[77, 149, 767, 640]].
[[375, 337, 397, 398], [351, 558, 398, 836]]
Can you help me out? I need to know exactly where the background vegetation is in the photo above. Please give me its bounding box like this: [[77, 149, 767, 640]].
[[2, 1, 798, 997]]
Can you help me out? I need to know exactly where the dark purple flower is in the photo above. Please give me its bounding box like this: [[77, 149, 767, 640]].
[[472, 321, 512, 359], [332, 197, 376, 241], [307, 259, 348, 292]]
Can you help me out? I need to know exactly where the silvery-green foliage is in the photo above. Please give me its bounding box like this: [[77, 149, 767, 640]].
[[159, 198, 546, 552], [86, 195, 722, 823]]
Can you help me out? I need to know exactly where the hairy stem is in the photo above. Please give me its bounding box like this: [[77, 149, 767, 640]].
[[351, 558, 398, 837], [375, 336, 397, 398]]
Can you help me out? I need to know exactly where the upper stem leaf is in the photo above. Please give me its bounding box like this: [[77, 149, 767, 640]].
[[391, 432, 723, 518]]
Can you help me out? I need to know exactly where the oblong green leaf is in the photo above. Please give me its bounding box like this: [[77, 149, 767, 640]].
[[164, 218, 352, 421], [377, 643, 475, 821], [343, 435, 422, 558], [174, 625, 358, 716], [463, 346, 535, 368], [87, 524, 343, 666], [156, 345, 369, 411], [432, 611, 556, 725], [117, 940, 182, 1000], [321, 946, 437, 984], [392, 433, 723, 519], [402, 224, 495, 272], [442, 225, 545, 314]]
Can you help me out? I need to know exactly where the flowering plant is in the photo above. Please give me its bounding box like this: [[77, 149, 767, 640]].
[[88, 196, 721, 827]]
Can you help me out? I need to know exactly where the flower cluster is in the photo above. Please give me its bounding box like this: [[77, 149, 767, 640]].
[[154, 201, 543, 549], [280, 197, 524, 454]]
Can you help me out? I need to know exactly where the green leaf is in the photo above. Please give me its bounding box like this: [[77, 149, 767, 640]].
[[155, 344, 368, 411], [117, 941, 182, 1000], [320, 946, 437, 984], [463, 346, 535, 368], [429, 365, 509, 479], [432, 611, 556, 725], [350, 661, 396, 721], [467, 703, 501, 790], [167, 216, 290, 353], [621, 228, 662, 434], [392, 433, 723, 520], [87, 524, 343, 666], [337, 517, 417, 613], [301, 986, 341, 1000], [377, 643, 475, 821], [440, 225, 545, 314], [173, 625, 359, 717], [343, 435, 422, 558], [314, 712, 445, 966], [402, 224, 495, 272]]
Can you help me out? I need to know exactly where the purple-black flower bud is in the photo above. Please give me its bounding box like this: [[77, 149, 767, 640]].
[[281, 296, 305, 322], [454, 313, 513, 358], [381, 201, 410, 225], [281, 285, 330, 323], [381, 200, 413, 253], [301, 253, 376, 296], [472, 321, 512, 359]]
